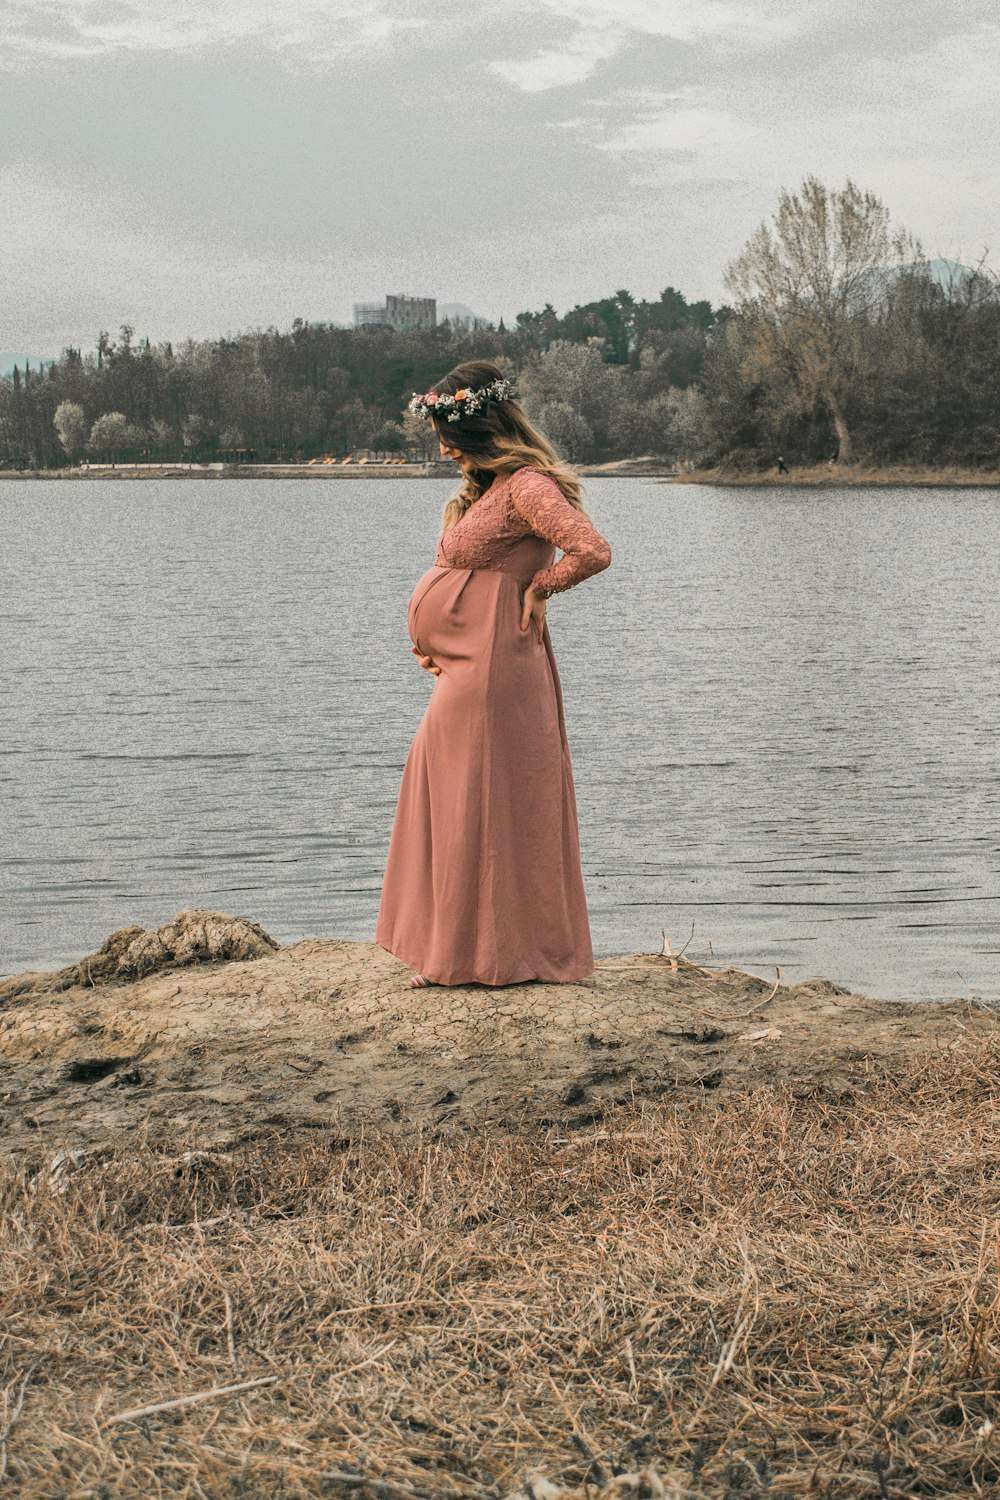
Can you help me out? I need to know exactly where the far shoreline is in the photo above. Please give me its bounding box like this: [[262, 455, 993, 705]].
[[2, 460, 1000, 486], [668, 463, 1000, 488]]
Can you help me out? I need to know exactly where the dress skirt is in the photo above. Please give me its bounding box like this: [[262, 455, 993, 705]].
[[375, 564, 595, 986]]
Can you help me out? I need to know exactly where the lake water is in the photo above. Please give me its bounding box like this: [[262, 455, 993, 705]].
[[1, 478, 998, 1001]]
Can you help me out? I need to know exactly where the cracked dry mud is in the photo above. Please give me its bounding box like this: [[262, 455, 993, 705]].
[[2, 920, 995, 1158]]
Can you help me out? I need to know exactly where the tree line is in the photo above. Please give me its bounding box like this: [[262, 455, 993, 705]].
[[3, 178, 998, 472]]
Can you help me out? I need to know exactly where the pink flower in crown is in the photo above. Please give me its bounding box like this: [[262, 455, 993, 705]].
[[424, 391, 439, 405]]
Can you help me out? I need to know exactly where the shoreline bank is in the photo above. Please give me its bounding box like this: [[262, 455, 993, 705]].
[[0, 459, 671, 481], [1, 909, 994, 1159], [4, 460, 1000, 485], [667, 463, 1000, 487]]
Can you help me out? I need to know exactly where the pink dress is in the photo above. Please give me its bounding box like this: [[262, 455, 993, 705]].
[[375, 466, 612, 986]]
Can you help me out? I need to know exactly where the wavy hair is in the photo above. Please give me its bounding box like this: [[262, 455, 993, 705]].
[[426, 359, 590, 531]]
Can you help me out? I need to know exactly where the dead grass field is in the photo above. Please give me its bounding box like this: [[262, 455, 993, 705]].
[[3, 1034, 1000, 1499]]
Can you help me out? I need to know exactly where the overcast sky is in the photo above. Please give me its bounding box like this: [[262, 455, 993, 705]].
[[2, 0, 998, 354]]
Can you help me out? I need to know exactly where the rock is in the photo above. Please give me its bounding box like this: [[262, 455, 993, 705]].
[[507, 1467, 678, 1500], [47, 1147, 90, 1194], [0, 909, 279, 1003]]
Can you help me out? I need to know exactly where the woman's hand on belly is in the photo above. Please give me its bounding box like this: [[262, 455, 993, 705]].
[[519, 586, 548, 645], [411, 645, 442, 676]]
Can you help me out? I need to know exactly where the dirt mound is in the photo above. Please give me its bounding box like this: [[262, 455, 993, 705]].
[[0, 909, 278, 1003], [1, 918, 995, 1159]]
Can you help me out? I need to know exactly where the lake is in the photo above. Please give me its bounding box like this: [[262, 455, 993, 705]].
[[1, 477, 997, 1001]]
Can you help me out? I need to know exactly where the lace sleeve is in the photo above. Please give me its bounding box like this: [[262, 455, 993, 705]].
[[508, 469, 612, 599]]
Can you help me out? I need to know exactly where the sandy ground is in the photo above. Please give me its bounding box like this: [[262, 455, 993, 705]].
[[2, 911, 993, 1160]]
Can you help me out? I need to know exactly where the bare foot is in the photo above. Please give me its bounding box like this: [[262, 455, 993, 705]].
[[407, 973, 435, 989]]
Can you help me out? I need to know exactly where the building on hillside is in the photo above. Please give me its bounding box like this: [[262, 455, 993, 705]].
[[353, 294, 437, 331], [352, 302, 387, 327]]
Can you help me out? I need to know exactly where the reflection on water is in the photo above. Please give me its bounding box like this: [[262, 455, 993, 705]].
[[1, 478, 997, 1000]]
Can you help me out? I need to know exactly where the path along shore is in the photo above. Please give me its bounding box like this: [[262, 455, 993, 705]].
[[5, 459, 1000, 483], [0, 459, 667, 480]]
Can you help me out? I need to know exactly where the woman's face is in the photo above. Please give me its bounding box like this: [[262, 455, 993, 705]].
[[437, 433, 475, 472]]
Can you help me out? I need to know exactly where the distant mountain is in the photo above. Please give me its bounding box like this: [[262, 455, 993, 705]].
[[869, 258, 997, 301], [0, 352, 55, 378], [919, 258, 992, 292]]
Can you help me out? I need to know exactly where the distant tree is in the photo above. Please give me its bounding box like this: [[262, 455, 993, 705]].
[[53, 400, 87, 462], [596, 288, 637, 364], [87, 411, 129, 463], [725, 176, 920, 462], [699, 312, 804, 467], [639, 286, 714, 336], [338, 398, 385, 451], [182, 413, 217, 458], [372, 419, 405, 452], [402, 408, 437, 460], [664, 387, 711, 465], [536, 401, 593, 462], [515, 302, 561, 348], [150, 417, 173, 453], [519, 339, 626, 458]]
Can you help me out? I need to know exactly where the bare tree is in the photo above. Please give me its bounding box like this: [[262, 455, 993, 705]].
[[725, 176, 920, 462]]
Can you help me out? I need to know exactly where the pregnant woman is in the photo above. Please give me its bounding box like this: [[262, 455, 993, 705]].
[[376, 360, 612, 988]]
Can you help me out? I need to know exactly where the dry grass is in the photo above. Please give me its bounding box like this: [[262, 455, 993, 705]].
[[3, 1038, 1000, 1499], [670, 465, 1000, 488]]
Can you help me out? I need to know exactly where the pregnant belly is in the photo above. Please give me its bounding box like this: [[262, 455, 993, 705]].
[[407, 567, 456, 655], [407, 565, 528, 668], [407, 563, 562, 737]]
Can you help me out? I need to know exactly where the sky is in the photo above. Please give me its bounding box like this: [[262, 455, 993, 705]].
[[2, 0, 998, 355]]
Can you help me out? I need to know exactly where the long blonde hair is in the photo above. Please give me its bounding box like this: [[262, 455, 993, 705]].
[[427, 359, 590, 530]]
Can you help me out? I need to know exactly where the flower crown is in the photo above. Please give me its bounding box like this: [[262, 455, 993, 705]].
[[407, 376, 517, 424]]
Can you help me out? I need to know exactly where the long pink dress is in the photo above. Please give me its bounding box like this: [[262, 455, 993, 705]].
[[375, 466, 612, 986]]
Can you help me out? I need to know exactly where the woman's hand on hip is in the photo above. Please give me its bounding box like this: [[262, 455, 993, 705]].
[[520, 586, 547, 644], [411, 646, 441, 676]]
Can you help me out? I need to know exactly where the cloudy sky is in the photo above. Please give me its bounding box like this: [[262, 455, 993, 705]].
[[2, 0, 998, 354]]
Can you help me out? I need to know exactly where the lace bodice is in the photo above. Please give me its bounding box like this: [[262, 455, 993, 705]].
[[433, 467, 612, 599]]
